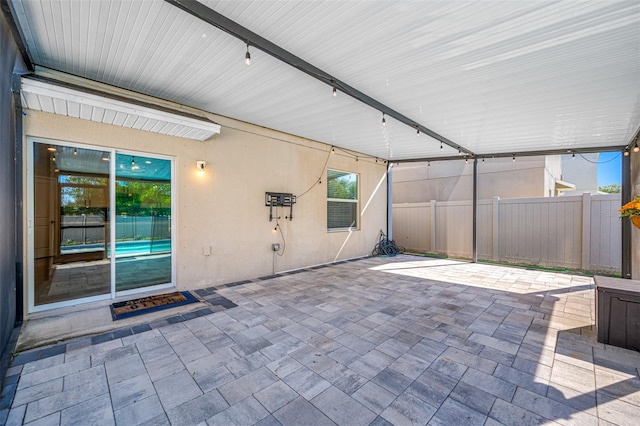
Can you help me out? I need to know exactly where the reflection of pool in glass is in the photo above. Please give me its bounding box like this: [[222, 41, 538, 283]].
[[60, 239, 171, 256], [115, 240, 171, 256]]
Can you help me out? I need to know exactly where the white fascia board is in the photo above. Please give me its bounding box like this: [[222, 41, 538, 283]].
[[21, 78, 221, 141]]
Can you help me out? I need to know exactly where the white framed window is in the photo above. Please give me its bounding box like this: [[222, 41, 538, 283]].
[[327, 169, 359, 230]]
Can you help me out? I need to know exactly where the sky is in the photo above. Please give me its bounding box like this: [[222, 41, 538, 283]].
[[597, 151, 622, 187]]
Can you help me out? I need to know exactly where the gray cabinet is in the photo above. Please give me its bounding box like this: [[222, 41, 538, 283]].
[[595, 276, 640, 352]]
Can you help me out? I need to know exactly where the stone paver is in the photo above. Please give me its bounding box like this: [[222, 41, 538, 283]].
[[3, 255, 640, 425]]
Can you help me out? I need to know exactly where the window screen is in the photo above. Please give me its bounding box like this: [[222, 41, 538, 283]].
[[327, 169, 358, 230]]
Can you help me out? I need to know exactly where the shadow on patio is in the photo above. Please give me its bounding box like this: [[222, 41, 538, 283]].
[[1, 254, 639, 425]]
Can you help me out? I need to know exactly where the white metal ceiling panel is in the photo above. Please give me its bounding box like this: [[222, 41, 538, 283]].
[[9, 0, 640, 160]]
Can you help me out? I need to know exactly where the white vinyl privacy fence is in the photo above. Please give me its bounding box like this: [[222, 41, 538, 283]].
[[392, 194, 621, 273]]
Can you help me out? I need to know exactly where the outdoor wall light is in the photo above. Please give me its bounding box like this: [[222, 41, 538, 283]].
[[634, 143, 639, 153], [196, 160, 206, 173]]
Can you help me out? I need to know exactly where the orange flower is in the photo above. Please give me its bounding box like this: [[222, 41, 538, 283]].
[[620, 196, 640, 217]]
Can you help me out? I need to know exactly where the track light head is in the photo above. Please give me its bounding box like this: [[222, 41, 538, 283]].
[[624, 149, 630, 156], [634, 143, 639, 153], [440, 142, 443, 151], [333, 87, 337, 97], [382, 113, 386, 127]]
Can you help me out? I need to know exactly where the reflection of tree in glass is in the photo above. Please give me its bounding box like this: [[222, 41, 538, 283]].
[[116, 181, 171, 216], [328, 174, 357, 200], [60, 175, 108, 216]]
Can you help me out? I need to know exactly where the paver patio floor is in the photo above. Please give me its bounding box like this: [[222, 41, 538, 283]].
[[2, 255, 640, 425]]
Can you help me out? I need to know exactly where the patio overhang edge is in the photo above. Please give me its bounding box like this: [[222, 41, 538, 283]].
[[390, 145, 628, 164]]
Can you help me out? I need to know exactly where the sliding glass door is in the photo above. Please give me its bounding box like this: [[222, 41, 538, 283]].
[[31, 142, 111, 307], [115, 154, 172, 292], [29, 139, 175, 311]]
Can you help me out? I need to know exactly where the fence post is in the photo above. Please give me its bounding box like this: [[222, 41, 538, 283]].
[[430, 200, 437, 252], [492, 196, 500, 260], [581, 192, 591, 271]]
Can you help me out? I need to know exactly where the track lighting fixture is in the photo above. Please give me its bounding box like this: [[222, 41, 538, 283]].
[[382, 113, 386, 127], [634, 142, 639, 153], [416, 127, 420, 136], [465, 157, 468, 164], [331, 147, 335, 154], [624, 149, 629, 156], [440, 142, 443, 151], [572, 152, 575, 159], [458, 149, 461, 156], [245, 44, 251, 66], [73, 148, 77, 156], [512, 154, 516, 162], [333, 87, 337, 97]]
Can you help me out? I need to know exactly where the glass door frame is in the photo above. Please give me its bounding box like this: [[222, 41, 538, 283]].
[[26, 137, 177, 313]]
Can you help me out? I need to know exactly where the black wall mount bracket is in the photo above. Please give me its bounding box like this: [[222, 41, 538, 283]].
[[265, 192, 296, 221]]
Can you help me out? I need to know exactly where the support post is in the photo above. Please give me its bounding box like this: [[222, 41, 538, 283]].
[[387, 164, 393, 240], [622, 152, 632, 278], [472, 158, 478, 263]]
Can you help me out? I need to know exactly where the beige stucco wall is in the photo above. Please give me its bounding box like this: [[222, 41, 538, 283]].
[[22, 109, 388, 309], [393, 156, 553, 203]]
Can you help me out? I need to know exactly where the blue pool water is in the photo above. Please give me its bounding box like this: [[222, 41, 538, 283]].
[[60, 239, 171, 256]]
